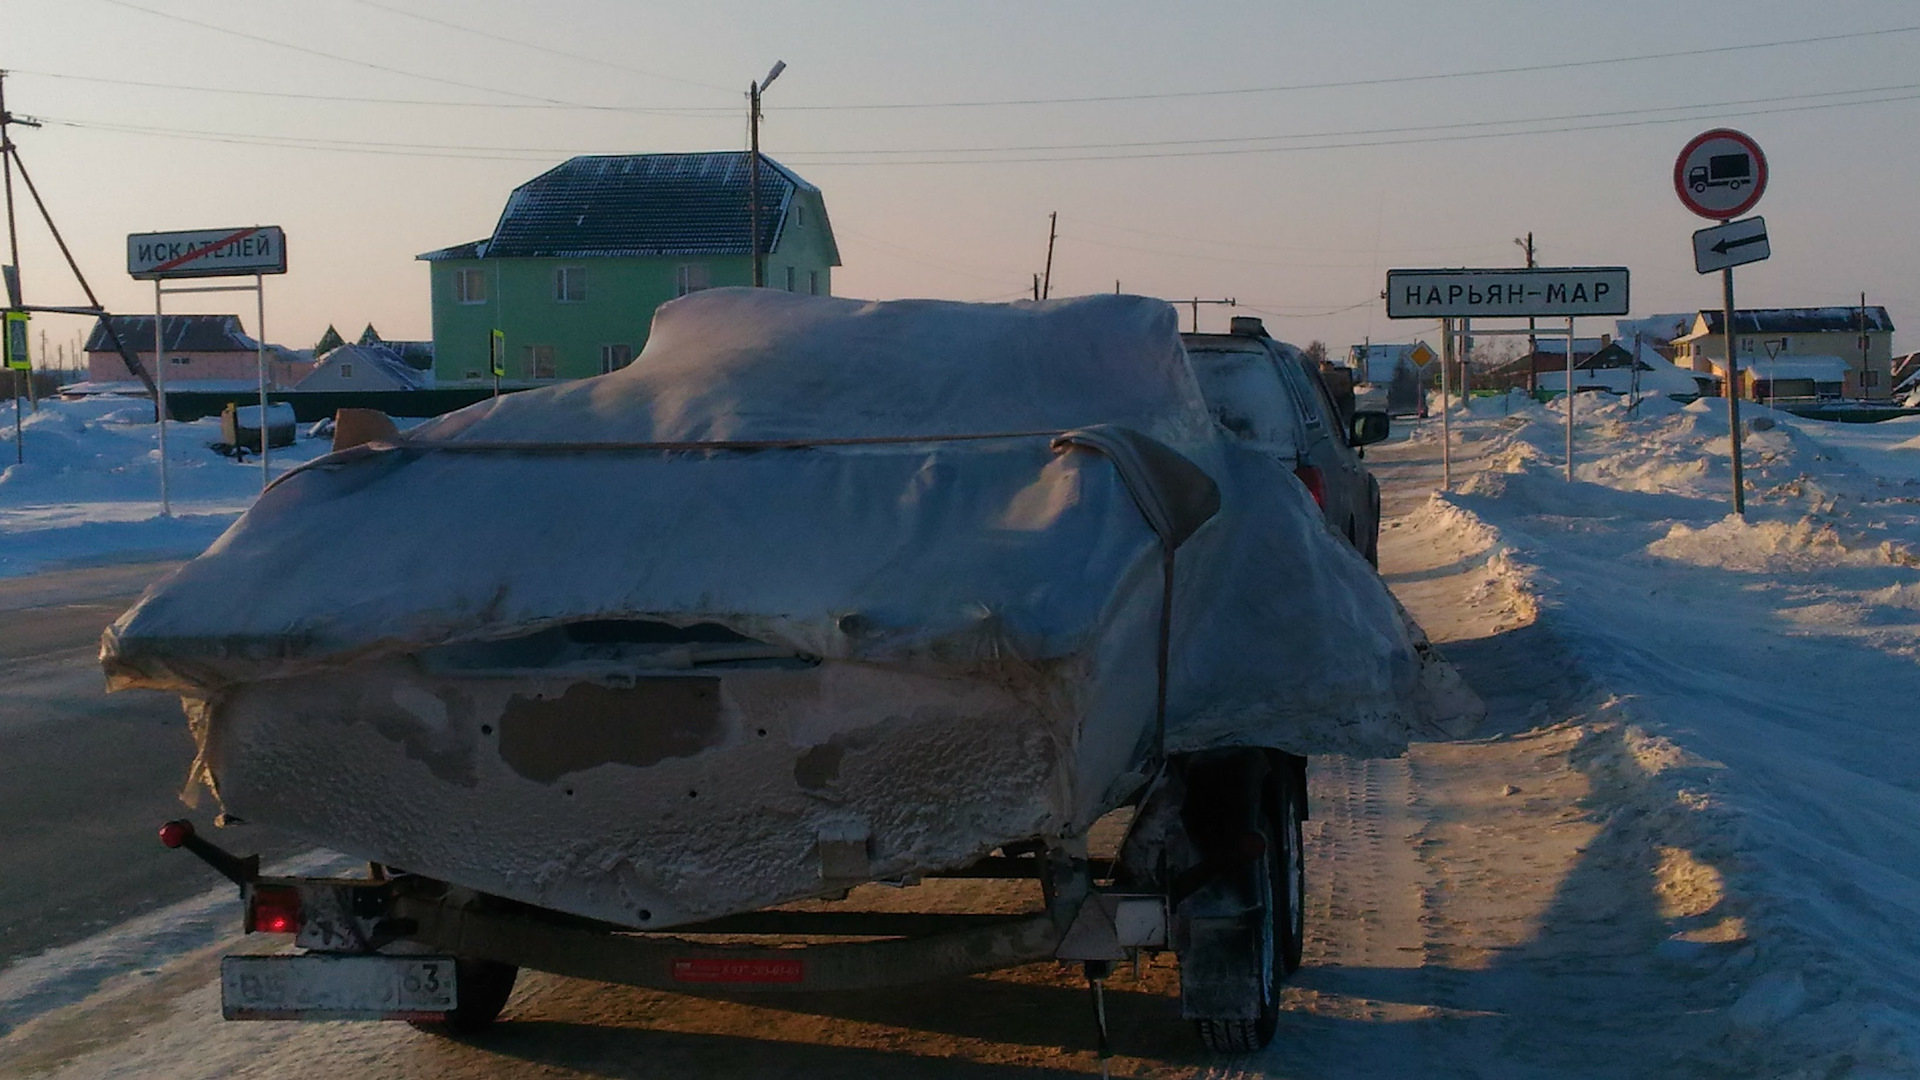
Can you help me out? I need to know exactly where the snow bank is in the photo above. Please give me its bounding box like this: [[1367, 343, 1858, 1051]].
[[1414, 399, 1920, 1074], [0, 398, 338, 577]]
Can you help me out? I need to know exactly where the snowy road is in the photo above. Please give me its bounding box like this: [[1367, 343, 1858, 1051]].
[[1, 411, 1907, 1077], [0, 563, 310, 970]]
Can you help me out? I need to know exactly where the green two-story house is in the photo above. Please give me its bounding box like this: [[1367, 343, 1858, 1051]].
[[418, 152, 839, 384]]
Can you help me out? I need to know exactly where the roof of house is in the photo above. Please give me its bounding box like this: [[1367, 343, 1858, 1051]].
[[85, 314, 258, 353], [1614, 314, 1695, 345], [1705, 354, 1851, 380], [1529, 337, 1608, 357], [417, 152, 839, 264], [298, 344, 432, 390], [1679, 306, 1895, 339], [357, 324, 434, 370]]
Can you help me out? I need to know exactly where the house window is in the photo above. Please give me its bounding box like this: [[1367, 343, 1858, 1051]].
[[454, 268, 488, 304], [340, 364, 353, 379], [601, 344, 633, 374], [676, 264, 710, 297], [794, 204, 805, 228], [523, 345, 556, 380], [1863, 369, 1879, 389], [785, 266, 796, 292], [465, 369, 482, 380], [554, 267, 586, 303], [170, 356, 190, 365], [809, 270, 820, 296]]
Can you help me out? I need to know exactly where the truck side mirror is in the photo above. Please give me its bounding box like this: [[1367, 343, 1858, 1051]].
[[1349, 410, 1391, 447]]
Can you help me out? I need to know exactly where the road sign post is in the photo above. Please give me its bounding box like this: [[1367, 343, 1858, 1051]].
[[128, 226, 288, 508], [1675, 129, 1768, 518], [1387, 266, 1630, 486], [5, 310, 26, 465]]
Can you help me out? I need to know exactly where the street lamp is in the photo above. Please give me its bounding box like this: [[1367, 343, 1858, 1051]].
[[749, 61, 786, 288]]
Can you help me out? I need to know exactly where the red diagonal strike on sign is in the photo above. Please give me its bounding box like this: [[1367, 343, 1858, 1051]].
[[151, 226, 262, 275]]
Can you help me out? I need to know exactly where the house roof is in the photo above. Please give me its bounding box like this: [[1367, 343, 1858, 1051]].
[[1706, 354, 1851, 381], [416, 152, 839, 264], [298, 344, 432, 390], [357, 324, 434, 369], [1679, 306, 1895, 340], [85, 314, 258, 353], [1614, 313, 1694, 345]]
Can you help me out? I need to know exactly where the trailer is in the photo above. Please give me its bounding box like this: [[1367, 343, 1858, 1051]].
[[163, 745, 1308, 1056], [111, 291, 1472, 1057]]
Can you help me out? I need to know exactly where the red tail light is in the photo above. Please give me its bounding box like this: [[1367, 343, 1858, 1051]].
[[246, 885, 303, 935], [1294, 465, 1327, 509]]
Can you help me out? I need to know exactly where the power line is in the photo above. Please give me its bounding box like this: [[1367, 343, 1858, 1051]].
[[769, 24, 1920, 111], [97, 0, 588, 107], [806, 82, 1920, 157], [342, 0, 735, 94], [37, 83, 1920, 166], [20, 22, 1920, 117], [5, 68, 726, 116], [1061, 215, 1511, 257], [783, 89, 1920, 165]]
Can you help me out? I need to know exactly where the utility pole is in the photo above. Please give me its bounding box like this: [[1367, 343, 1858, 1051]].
[[1860, 291, 1872, 398], [0, 71, 158, 413], [1186, 297, 1237, 333], [1041, 211, 1057, 300], [1515, 232, 1537, 393], [747, 61, 785, 289]]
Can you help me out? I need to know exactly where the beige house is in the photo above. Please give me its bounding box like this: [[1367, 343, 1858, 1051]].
[[84, 315, 314, 388], [1671, 306, 1895, 400]]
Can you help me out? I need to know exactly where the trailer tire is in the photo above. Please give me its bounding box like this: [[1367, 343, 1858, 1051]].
[[410, 958, 518, 1035], [1272, 760, 1306, 975]]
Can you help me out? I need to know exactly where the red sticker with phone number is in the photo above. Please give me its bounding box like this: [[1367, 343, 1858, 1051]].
[[670, 957, 805, 984]]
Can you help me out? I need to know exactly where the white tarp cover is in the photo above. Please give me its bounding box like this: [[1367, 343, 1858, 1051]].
[[102, 290, 1456, 927]]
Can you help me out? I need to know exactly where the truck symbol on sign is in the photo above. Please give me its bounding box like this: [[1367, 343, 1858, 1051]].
[[1689, 154, 1752, 193]]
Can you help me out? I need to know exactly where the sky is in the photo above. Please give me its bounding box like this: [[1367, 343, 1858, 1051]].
[[2, 0, 1917, 365]]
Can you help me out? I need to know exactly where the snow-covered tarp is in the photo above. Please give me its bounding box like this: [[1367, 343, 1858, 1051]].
[[101, 290, 1465, 929]]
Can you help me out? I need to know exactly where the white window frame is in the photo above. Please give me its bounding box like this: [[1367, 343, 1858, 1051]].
[[454, 268, 488, 305], [600, 343, 633, 374], [553, 266, 587, 304], [340, 363, 353, 379], [676, 264, 710, 297], [523, 344, 557, 380]]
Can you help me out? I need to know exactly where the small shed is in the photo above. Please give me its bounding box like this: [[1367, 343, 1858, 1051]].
[[296, 344, 433, 392]]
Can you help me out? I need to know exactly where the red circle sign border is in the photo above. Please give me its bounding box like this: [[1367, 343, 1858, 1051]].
[[1673, 128, 1768, 220]]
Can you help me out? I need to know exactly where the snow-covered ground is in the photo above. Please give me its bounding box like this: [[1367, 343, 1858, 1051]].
[[3, 389, 1919, 1076], [1408, 390, 1920, 1073], [0, 398, 340, 578]]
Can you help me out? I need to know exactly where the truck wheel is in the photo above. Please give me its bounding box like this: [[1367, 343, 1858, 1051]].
[[410, 958, 518, 1035]]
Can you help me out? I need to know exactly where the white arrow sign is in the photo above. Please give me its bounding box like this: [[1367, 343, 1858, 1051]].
[[1693, 216, 1770, 275]]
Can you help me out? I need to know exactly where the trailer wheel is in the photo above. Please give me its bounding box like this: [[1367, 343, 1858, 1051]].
[[1189, 813, 1282, 1054], [1272, 761, 1306, 974], [409, 958, 518, 1035]]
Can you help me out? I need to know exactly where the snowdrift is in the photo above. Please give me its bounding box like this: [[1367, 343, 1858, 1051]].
[[102, 290, 1459, 930]]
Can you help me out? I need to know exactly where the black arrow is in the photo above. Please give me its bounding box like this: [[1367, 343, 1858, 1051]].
[[1711, 233, 1767, 255]]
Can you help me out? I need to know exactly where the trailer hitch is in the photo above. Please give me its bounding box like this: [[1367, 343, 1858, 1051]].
[[158, 819, 258, 887]]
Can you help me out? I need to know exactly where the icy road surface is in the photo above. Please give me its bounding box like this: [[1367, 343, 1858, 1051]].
[[2, 394, 1917, 1077]]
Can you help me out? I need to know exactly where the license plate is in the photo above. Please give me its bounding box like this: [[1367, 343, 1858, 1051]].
[[222, 955, 458, 1020]]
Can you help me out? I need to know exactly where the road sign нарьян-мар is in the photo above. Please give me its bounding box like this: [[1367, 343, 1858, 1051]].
[[1385, 267, 1629, 319]]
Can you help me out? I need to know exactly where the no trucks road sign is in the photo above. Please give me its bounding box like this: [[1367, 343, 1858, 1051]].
[[1385, 267, 1630, 319], [1674, 129, 1768, 220], [127, 226, 287, 280]]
